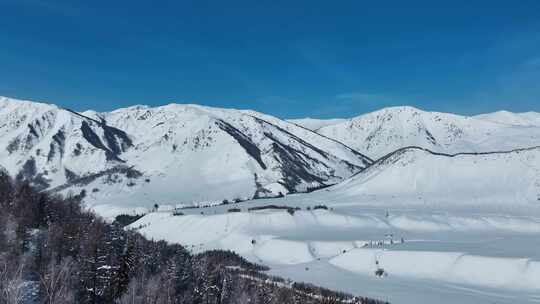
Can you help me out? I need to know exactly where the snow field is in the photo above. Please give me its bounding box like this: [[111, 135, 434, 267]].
[[132, 207, 540, 296]]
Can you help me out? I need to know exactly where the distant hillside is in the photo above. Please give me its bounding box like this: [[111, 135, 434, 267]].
[[313, 106, 540, 159], [329, 146, 540, 207]]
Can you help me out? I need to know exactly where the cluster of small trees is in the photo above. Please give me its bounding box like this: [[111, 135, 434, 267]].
[[247, 205, 301, 216], [0, 170, 386, 304], [114, 214, 145, 226], [228, 204, 330, 215]]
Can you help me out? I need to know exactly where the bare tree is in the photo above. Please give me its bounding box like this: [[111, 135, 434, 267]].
[[40, 257, 75, 304], [0, 260, 25, 304]]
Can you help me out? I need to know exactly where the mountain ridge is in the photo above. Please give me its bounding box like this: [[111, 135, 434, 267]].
[[309, 105, 540, 159]]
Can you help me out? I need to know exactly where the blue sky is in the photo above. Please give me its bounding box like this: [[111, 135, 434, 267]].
[[1, 0, 539, 118]]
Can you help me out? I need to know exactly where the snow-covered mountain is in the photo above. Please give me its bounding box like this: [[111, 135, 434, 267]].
[[329, 146, 540, 207], [0, 96, 371, 212], [312, 106, 540, 159], [0, 97, 132, 191], [3, 96, 539, 214]]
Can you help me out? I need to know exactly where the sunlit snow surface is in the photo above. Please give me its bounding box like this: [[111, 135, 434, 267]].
[[128, 146, 540, 303], [130, 190, 540, 304]]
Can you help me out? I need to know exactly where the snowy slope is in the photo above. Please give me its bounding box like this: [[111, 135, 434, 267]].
[[0, 97, 132, 191], [0, 97, 371, 212], [329, 146, 540, 207], [315, 106, 540, 159]]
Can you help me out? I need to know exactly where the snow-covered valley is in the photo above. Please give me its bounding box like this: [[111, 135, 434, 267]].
[[2, 96, 540, 303], [130, 194, 540, 304], [127, 142, 540, 303]]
